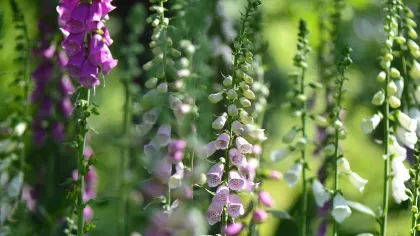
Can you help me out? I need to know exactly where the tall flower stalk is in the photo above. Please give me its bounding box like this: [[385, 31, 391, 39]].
[[204, 0, 261, 234], [331, 46, 353, 236], [58, 0, 117, 235], [411, 141, 420, 235]]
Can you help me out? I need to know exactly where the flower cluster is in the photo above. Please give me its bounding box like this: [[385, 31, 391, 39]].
[[58, 0, 117, 88], [204, 0, 262, 229], [31, 21, 75, 146]]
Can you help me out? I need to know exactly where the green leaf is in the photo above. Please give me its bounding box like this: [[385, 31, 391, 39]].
[[58, 178, 76, 186], [85, 198, 108, 206], [267, 210, 294, 220], [347, 200, 375, 217]]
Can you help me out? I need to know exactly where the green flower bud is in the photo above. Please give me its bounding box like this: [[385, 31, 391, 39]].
[[395, 36, 406, 45], [408, 27, 418, 39], [380, 59, 390, 69], [338, 129, 347, 140], [243, 89, 256, 100], [223, 76, 233, 87], [389, 96, 401, 108], [226, 89, 237, 99], [324, 144, 335, 156], [145, 77, 158, 89], [372, 91, 385, 106], [390, 68, 400, 78], [283, 127, 298, 144], [295, 137, 307, 150], [239, 97, 252, 107], [384, 53, 393, 61], [377, 71, 386, 82], [387, 81, 397, 95], [143, 61, 154, 71], [296, 94, 307, 103]]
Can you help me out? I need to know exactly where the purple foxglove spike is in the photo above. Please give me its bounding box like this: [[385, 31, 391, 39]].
[[224, 223, 243, 236], [154, 158, 172, 184], [156, 124, 171, 147], [59, 97, 73, 118], [31, 85, 45, 103], [67, 3, 89, 33], [39, 98, 53, 117], [235, 136, 253, 154], [88, 34, 111, 66], [84, 206, 93, 221], [84, 145, 94, 159], [226, 194, 244, 218], [79, 60, 100, 88], [42, 44, 56, 59], [65, 51, 85, 77], [57, 50, 69, 68], [205, 202, 223, 225], [229, 148, 245, 167], [101, 58, 118, 75], [252, 209, 268, 224], [32, 62, 53, 84], [212, 185, 229, 206], [259, 191, 274, 208], [228, 171, 245, 191], [88, 1, 102, 22], [215, 133, 230, 150], [100, 1, 116, 16], [206, 163, 224, 187], [52, 122, 65, 141], [62, 33, 84, 56], [33, 128, 46, 147], [56, 2, 77, 24], [60, 75, 75, 95]]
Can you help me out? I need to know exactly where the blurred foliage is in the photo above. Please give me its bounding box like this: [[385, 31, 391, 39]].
[[0, 0, 419, 235]]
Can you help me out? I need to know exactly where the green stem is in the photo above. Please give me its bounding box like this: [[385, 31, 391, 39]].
[[118, 82, 130, 235], [381, 66, 391, 236], [332, 73, 345, 236], [77, 89, 90, 236], [300, 67, 307, 236]]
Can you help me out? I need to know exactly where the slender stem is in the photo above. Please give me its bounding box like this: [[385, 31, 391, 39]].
[[300, 67, 308, 236], [411, 157, 420, 236], [119, 82, 130, 235], [381, 66, 391, 236], [77, 89, 90, 236], [332, 73, 344, 236]]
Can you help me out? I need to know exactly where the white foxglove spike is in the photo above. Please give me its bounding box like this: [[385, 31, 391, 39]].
[[284, 163, 302, 188], [361, 114, 382, 134], [332, 194, 352, 223], [311, 179, 331, 207], [396, 127, 417, 149], [392, 158, 410, 181], [348, 172, 368, 192], [392, 178, 409, 204], [388, 136, 407, 159]]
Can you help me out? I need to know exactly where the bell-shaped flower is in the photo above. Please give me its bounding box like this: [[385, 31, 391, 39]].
[[361, 114, 382, 134], [201, 141, 216, 158], [101, 1, 116, 16], [239, 97, 251, 107], [252, 209, 268, 224], [258, 191, 274, 208], [235, 137, 253, 154], [271, 147, 292, 162], [142, 108, 160, 124], [156, 124, 171, 147], [206, 163, 224, 187], [348, 172, 368, 192], [392, 158, 410, 181], [144, 140, 159, 157], [228, 171, 245, 190], [283, 127, 298, 144], [62, 33, 84, 57], [396, 127, 417, 149], [208, 92, 224, 103], [88, 34, 111, 66], [388, 135, 407, 159], [215, 133, 230, 150], [205, 202, 223, 225], [212, 114, 228, 130], [395, 79, 404, 98], [337, 158, 351, 173], [239, 110, 254, 124], [312, 179, 331, 207], [135, 122, 153, 136], [88, 1, 102, 22], [332, 194, 352, 223], [168, 168, 184, 189], [67, 3, 89, 33], [392, 178, 409, 204], [223, 223, 243, 236], [232, 120, 244, 135], [324, 143, 335, 156], [409, 60, 420, 80], [228, 104, 239, 117], [409, 108, 420, 136], [229, 148, 245, 167], [245, 179, 259, 192], [154, 158, 172, 184], [226, 194, 244, 218], [79, 60, 99, 88], [396, 111, 418, 132], [212, 185, 230, 206], [284, 163, 302, 187]]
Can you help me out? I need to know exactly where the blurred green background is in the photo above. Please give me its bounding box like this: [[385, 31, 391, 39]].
[[0, 0, 419, 235]]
